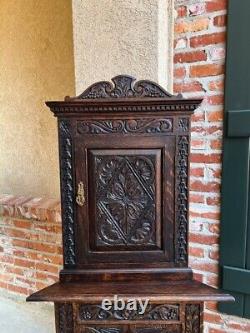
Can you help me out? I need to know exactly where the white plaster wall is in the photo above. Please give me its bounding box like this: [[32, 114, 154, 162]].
[[72, 0, 174, 94]]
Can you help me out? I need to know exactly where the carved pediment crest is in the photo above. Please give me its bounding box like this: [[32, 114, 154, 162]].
[[65, 75, 181, 100]]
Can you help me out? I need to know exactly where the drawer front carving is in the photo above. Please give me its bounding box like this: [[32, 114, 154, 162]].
[[133, 325, 181, 333], [78, 304, 179, 322], [80, 325, 181, 333], [84, 328, 124, 333]]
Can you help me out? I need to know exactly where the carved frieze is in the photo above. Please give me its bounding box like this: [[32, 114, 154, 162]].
[[78, 304, 179, 321], [77, 119, 173, 135]]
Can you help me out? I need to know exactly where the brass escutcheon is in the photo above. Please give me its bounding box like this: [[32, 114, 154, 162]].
[[76, 181, 85, 206]]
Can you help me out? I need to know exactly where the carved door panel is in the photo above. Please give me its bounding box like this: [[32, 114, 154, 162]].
[[74, 128, 175, 266]]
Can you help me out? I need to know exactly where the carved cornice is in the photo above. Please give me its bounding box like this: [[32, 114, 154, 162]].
[[48, 102, 199, 115], [66, 75, 175, 100]]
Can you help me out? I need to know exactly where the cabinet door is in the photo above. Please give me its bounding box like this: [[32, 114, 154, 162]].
[[74, 125, 175, 266]]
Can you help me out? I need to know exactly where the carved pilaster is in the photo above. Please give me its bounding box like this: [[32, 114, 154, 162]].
[[185, 304, 201, 333], [59, 120, 76, 266], [176, 136, 189, 264], [56, 303, 74, 333]]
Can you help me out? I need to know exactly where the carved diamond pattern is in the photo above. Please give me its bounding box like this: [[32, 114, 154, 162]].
[[94, 155, 156, 247]]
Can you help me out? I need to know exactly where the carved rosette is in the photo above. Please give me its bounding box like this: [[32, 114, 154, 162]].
[[78, 304, 179, 322], [176, 136, 189, 264], [94, 155, 156, 247], [185, 304, 201, 333], [59, 120, 76, 265], [68, 75, 175, 100], [77, 119, 173, 135]]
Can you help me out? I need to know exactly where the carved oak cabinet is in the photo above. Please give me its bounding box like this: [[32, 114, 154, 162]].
[[27, 76, 233, 333]]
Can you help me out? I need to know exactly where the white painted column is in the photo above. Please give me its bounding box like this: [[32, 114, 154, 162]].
[[72, 0, 174, 94]]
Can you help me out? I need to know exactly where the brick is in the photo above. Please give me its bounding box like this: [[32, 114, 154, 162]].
[[206, 196, 220, 206], [192, 110, 205, 122], [174, 81, 204, 93], [7, 283, 31, 296], [174, 67, 186, 79], [190, 32, 226, 48], [189, 247, 204, 258], [190, 193, 205, 203], [189, 233, 219, 246], [208, 79, 224, 92], [206, 125, 222, 136], [191, 261, 219, 274], [208, 329, 226, 333], [228, 322, 250, 332], [190, 211, 220, 220], [206, 1, 227, 13], [176, 5, 187, 18], [206, 302, 218, 312], [208, 224, 220, 235], [190, 64, 224, 78], [207, 110, 223, 122], [206, 95, 224, 105], [174, 50, 207, 63], [206, 274, 219, 287], [190, 167, 204, 178], [213, 15, 227, 27], [193, 272, 203, 282], [204, 312, 223, 324], [191, 153, 221, 164], [190, 180, 220, 193], [175, 18, 209, 34], [191, 138, 206, 150], [209, 139, 222, 150], [209, 249, 219, 260]]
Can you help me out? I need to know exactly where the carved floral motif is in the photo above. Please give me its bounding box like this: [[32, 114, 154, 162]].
[[94, 155, 156, 246], [79, 304, 179, 321], [77, 119, 172, 134]]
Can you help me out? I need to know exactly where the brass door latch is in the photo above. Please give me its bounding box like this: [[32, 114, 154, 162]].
[[76, 181, 85, 206]]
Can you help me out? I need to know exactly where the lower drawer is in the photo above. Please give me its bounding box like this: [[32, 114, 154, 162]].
[[80, 325, 182, 333]]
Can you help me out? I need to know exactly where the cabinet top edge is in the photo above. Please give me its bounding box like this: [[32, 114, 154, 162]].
[[45, 98, 202, 116]]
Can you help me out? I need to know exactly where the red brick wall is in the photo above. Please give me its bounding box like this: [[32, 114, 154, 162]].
[[174, 1, 250, 332], [0, 195, 62, 295]]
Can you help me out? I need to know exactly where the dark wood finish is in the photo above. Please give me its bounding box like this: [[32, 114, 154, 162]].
[[54, 301, 203, 333], [27, 280, 233, 303], [27, 76, 233, 332]]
